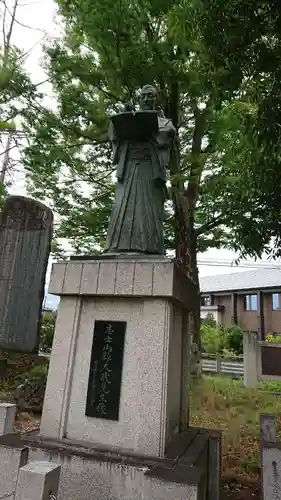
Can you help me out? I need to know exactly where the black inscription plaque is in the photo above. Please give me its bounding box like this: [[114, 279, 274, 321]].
[[261, 345, 281, 376], [86, 320, 126, 421]]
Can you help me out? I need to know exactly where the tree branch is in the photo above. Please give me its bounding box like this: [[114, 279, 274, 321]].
[[24, 98, 109, 144], [0, 142, 17, 157], [1, 1, 7, 49], [3, 0, 19, 57], [184, 98, 214, 207], [195, 216, 227, 236]]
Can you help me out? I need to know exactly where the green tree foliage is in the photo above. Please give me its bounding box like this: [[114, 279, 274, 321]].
[[200, 1, 281, 257], [0, 0, 42, 205], [22, 0, 281, 344], [0, 48, 34, 205], [201, 318, 243, 356], [201, 323, 226, 354], [0, 49, 34, 125], [225, 326, 244, 355], [22, 0, 261, 257], [39, 313, 56, 352]]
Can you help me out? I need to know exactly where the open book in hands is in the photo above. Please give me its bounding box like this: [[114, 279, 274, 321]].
[[111, 110, 159, 141]]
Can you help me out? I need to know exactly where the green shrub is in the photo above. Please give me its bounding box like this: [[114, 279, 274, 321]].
[[25, 363, 49, 381], [39, 313, 56, 352], [265, 333, 281, 343], [225, 325, 244, 355], [222, 348, 242, 359], [201, 323, 226, 354], [201, 313, 216, 328], [200, 317, 244, 356], [16, 362, 49, 384]]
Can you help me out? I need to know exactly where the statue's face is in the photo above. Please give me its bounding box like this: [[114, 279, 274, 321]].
[[140, 86, 157, 110]]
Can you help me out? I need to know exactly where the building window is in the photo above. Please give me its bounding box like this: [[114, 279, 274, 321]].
[[244, 294, 258, 311], [201, 296, 212, 306], [272, 293, 281, 311]]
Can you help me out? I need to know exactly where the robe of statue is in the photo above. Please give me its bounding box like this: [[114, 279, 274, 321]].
[[104, 114, 176, 255]]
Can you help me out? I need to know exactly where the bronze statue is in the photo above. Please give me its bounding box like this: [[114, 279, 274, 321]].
[[104, 85, 176, 255]]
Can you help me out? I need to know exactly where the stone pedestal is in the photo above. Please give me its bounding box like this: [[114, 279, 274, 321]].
[[0, 426, 221, 500], [41, 258, 196, 457]]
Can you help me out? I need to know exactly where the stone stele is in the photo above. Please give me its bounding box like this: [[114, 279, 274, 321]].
[[0, 196, 53, 353]]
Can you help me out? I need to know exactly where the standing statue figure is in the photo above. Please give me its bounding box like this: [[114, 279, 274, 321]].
[[104, 84, 176, 255]]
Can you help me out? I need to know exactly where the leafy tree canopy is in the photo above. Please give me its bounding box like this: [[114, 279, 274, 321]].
[[0, 38, 39, 206], [22, 0, 281, 267], [200, 0, 281, 257]]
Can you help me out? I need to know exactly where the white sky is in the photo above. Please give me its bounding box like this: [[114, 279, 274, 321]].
[[3, 0, 278, 280]]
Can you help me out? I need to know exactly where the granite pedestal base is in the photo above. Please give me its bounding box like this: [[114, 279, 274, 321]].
[[41, 258, 196, 457], [0, 427, 221, 500]]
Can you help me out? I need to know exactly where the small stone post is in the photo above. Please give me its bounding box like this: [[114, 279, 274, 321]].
[[15, 462, 61, 500], [243, 331, 258, 387], [260, 414, 277, 443], [207, 430, 221, 500], [260, 414, 281, 500], [216, 355, 221, 374], [262, 444, 281, 500], [0, 403, 16, 435], [0, 444, 28, 498]]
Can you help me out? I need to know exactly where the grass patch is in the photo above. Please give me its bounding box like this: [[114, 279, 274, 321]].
[[16, 362, 49, 384], [190, 375, 281, 479], [0, 353, 48, 394]]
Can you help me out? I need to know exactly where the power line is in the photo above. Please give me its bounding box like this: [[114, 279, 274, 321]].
[[198, 258, 281, 269], [199, 257, 280, 263], [198, 261, 281, 271]]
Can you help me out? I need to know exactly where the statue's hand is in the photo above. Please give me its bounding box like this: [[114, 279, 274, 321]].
[[124, 100, 134, 112]]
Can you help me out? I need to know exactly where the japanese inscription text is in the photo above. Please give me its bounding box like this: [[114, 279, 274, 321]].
[[85, 320, 126, 421]]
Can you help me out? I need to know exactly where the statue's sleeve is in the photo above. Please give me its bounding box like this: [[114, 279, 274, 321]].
[[108, 119, 127, 182], [108, 119, 121, 167], [108, 119, 117, 144]]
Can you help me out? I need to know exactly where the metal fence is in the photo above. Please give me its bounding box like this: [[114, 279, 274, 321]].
[[40, 350, 244, 377], [201, 355, 244, 377]]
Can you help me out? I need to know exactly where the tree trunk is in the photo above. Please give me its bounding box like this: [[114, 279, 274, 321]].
[[189, 225, 201, 350], [167, 86, 212, 355]]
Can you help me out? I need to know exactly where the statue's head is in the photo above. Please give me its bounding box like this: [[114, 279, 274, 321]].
[[140, 84, 157, 111]]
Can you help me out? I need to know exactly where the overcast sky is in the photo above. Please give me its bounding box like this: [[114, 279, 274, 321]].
[[3, 0, 275, 282]]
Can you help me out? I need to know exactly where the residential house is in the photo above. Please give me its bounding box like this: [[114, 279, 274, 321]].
[[199, 268, 281, 339], [42, 308, 57, 316]]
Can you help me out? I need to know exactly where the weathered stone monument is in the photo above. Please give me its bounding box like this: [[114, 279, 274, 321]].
[[0, 87, 221, 500], [0, 196, 53, 352]]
